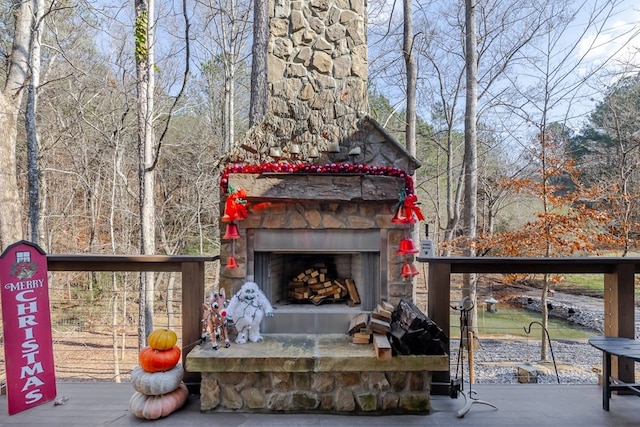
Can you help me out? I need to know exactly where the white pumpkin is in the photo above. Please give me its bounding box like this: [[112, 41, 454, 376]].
[[129, 382, 188, 420], [131, 363, 184, 396]]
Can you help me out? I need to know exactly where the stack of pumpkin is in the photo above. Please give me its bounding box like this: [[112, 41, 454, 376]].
[[129, 328, 189, 420]]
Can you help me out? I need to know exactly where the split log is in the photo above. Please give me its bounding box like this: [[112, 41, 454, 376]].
[[380, 301, 394, 312], [369, 317, 391, 334], [348, 313, 369, 335], [390, 298, 448, 355], [345, 279, 360, 304], [373, 334, 392, 360], [371, 304, 392, 322], [352, 331, 372, 344]]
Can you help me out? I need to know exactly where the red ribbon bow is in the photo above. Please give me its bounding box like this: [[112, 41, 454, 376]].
[[223, 189, 248, 222], [403, 194, 424, 222]]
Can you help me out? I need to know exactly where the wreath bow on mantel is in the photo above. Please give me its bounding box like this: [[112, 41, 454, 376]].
[[222, 187, 248, 222], [392, 189, 424, 224], [403, 194, 424, 222]]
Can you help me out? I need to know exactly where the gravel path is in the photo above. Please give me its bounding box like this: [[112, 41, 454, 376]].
[[451, 287, 640, 385], [426, 283, 636, 385], [451, 338, 603, 385]]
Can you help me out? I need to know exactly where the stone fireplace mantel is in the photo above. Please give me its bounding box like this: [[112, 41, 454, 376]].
[[228, 172, 405, 202]]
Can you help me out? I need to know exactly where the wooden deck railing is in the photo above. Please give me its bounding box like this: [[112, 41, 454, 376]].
[[420, 256, 640, 393], [46, 254, 218, 386], [44, 254, 640, 392]]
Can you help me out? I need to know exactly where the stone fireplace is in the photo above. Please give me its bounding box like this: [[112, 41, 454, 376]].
[[184, 0, 449, 415]]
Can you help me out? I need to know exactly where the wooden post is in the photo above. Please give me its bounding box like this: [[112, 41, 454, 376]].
[[181, 261, 205, 388], [427, 261, 451, 394], [604, 262, 636, 385]]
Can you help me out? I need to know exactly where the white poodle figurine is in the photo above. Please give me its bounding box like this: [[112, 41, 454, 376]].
[[226, 281, 274, 344]]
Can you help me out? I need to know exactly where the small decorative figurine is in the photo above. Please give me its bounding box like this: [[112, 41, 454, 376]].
[[226, 281, 274, 344], [201, 289, 230, 350]]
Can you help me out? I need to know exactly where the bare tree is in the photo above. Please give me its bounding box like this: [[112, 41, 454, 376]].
[[195, 0, 252, 151], [460, 0, 479, 383], [134, 0, 156, 346], [491, 0, 640, 360], [395, 0, 559, 254], [403, 0, 416, 155], [0, 1, 33, 249], [25, 0, 49, 244]]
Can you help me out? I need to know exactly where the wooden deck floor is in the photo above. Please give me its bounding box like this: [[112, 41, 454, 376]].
[[0, 382, 638, 426]]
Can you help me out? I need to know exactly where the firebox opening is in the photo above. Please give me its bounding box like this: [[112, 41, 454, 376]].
[[269, 252, 360, 306], [254, 251, 379, 312]]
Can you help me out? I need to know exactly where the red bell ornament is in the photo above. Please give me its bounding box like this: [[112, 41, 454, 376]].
[[221, 209, 242, 222], [401, 262, 419, 278], [392, 205, 408, 224], [391, 205, 416, 224], [408, 263, 419, 276], [223, 223, 240, 239], [397, 238, 419, 254], [225, 256, 238, 269]]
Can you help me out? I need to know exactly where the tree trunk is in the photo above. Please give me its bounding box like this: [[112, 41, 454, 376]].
[[403, 0, 416, 156], [135, 0, 156, 348], [540, 274, 549, 360], [110, 137, 122, 381], [111, 272, 121, 383], [249, 0, 268, 126], [166, 272, 176, 329], [402, 0, 419, 299], [26, 0, 45, 244], [0, 0, 32, 250], [224, 45, 236, 152], [142, 0, 156, 341], [463, 0, 479, 383]]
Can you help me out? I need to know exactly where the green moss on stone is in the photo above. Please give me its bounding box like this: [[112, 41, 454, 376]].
[[400, 394, 430, 412], [291, 391, 320, 410], [355, 393, 378, 411]]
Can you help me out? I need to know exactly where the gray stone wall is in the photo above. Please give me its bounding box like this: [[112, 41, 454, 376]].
[[200, 370, 433, 414], [266, 0, 368, 156]]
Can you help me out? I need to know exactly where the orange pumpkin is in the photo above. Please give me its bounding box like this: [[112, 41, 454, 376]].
[[147, 329, 178, 351], [139, 345, 181, 373]]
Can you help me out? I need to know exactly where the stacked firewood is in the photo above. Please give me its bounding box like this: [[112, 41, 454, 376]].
[[348, 299, 449, 360], [288, 267, 361, 305], [348, 301, 395, 360]]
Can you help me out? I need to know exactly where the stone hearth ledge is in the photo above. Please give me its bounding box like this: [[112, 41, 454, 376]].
[[186, 334, 449, 414], [187, 334, 449, 373]]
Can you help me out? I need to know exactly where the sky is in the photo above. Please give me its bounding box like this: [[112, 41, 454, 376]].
[[576, 0, 640, 72]]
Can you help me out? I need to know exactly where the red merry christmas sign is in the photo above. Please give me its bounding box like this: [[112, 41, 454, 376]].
[[0, 241, 56, 415]]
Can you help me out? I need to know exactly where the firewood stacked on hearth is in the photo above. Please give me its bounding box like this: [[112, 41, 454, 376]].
[[347, 299, 449, 358], [288, 267, 360, 305], [348, 301, 396, 360]]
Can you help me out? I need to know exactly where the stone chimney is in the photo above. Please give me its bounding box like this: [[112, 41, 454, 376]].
[[267, 0, 368, 147], [230, 0, 368, 163]]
